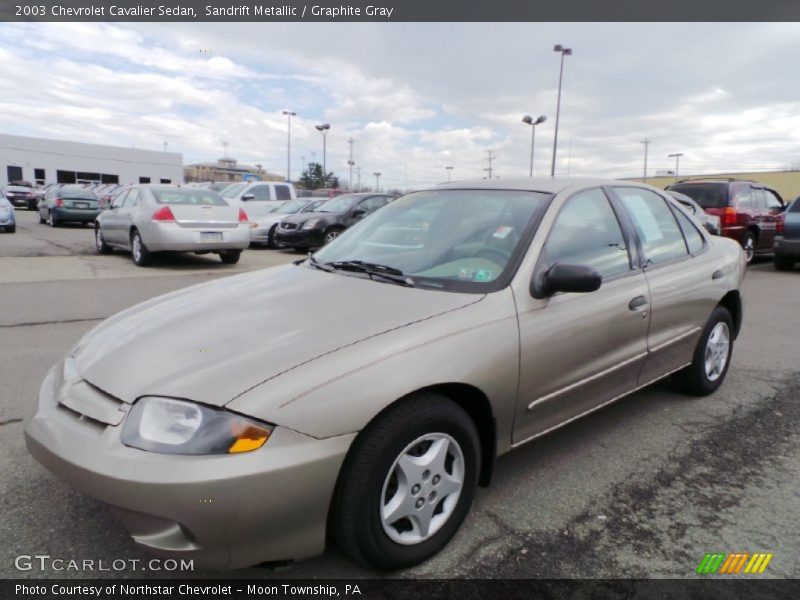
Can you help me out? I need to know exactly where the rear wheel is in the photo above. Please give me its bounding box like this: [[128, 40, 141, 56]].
[[47, 211, 59, 227], [130, 230, 152, 267], [673, 305, 734, 396], [38, 212, 46, 224], [742, 231, 756, 264], [220, 250, 242, 264], [774, 255, 795, 271], [95, 226, 112, 255], [332, 393, 480, 570], [6, 225, 15, 234]]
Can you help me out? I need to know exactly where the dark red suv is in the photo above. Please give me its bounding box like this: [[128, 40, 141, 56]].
[[665, 178, 785, 263]]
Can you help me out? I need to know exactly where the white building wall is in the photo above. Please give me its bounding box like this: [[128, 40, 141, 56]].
[[0, 134, 183, 187]]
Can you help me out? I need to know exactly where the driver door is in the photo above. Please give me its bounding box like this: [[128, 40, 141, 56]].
[[513, 187, 650, 444]]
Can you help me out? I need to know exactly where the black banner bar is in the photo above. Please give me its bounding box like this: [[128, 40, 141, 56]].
[[3, 0, 800, 22]]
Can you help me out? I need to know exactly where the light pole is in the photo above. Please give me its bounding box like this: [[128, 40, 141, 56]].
[[347, 138, 356, 191], [668, 152, 684, 180], [551, 44, 572, 177], [222, 141, 229, 159], [641, 139, 651, 182], [356, 166, 362, 190], [446, 166, 453, 182], [522, 115, 546, 176], [282, 110, 295, 182], [373, 172, 381, 192], [315, 123, 331, 182]]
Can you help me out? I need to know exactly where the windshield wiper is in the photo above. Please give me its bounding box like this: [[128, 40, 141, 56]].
[[325, 260, 415, 287], [305, 255, 335, 272]]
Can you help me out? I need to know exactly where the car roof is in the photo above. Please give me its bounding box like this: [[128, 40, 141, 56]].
[[433, 177, 633, 195]]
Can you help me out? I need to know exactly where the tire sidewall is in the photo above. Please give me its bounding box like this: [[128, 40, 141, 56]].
[[693, 306, 734, 394], [347, 403, 480, 569]]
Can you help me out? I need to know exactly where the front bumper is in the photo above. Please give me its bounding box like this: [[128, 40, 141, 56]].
[[273, 227, 324, 248], [24, 365, 355, 569], [774, 236, 800, 258]]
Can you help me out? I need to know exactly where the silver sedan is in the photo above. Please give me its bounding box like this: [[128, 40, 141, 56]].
[[94, 185, 251, 266], [26, 178, 744, 570]]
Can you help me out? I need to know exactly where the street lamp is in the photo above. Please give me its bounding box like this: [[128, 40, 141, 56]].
[[551, 44, 572, 177], [282, 110, 296, 182], [347, 138, 356, 191], [668, 152, 684, 180], [373, 172, 381, 192], [446, 166, 453, 182], [315, 123, 331, 180], [522, 115, 546, 176]]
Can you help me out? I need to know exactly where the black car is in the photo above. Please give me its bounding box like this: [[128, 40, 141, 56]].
[[274, 192, 397, 250], [4, 182, 38, 210]]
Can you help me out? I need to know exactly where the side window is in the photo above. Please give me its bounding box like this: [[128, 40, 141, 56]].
[[543, 188, 633, 280], [251, 186, 272, 201], [112, 190, 129, 208], [274, 185, 292, 200], [124, 190, 140, 207], [359, 196, 387, 214], [672, 207, 705, 254], [764, 190, 783, 210], [614, 187, 689, 266], [734, 186, 754, 209]]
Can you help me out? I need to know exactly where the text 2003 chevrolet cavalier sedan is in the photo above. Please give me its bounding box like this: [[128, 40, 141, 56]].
[[25, 178, 745, 570]]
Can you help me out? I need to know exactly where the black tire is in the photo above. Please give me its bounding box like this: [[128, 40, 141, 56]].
[[48, 211, 59, 228], [332, 393, 480, 571], [95, 226, 112, 255], [774, 255, 795, 271], [6, 225, 15, 233], [38, 212, 46, 224], [130, 230, 152, 267], [219, 250, 241, 264], [324, 227, 344, 245], [673, 305, 734, 396], [742, 231, 756, 264], [267, 225, 277, 249]]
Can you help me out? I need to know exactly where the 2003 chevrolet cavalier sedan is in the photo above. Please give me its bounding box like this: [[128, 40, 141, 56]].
[[25, 178, 745, 570]]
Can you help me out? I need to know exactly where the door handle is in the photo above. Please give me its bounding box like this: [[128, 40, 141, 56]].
[[628, 296, 648, 311]]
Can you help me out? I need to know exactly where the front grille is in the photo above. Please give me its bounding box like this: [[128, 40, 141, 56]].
[[57, 380, 127, 427]]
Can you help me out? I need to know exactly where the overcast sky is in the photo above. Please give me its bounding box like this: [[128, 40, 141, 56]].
[[1, 22, 799, 188]]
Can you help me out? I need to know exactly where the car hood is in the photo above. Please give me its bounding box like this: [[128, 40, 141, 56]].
[[281, 210, 340, 224], [72, 264, 480, 408]]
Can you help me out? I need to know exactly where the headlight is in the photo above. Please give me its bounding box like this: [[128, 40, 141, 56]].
[[302, 219, 322, 230], [121, 397, 273, 455]]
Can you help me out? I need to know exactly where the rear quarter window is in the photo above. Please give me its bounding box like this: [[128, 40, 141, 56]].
[[152, 190, 228, 206]]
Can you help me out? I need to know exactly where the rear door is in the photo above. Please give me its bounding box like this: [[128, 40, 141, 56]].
[[102, 189, 129, 244], [117, 189, 140, 247], [611, 186, 720, 383]]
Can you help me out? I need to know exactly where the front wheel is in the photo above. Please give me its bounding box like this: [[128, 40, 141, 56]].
[[673, 305, 734, 396], [332, 393, 480, 571], [324, 227, 344, 245], [219, 250, 242, 264]]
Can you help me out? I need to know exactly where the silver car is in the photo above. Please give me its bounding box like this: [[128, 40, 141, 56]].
[[26, 178, 744, 570], [94, 185, 250, 266], [250, 198, 328, 247]]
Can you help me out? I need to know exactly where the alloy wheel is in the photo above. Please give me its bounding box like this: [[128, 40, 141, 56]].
[[743, 235, 755, 263]]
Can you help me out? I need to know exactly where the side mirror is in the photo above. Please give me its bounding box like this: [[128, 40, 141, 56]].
[[241, 193, 255, 202], [352, 208, 366, 219], [533, 264, 602, 298]]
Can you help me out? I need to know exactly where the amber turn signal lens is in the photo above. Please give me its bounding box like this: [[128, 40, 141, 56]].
[[228, 423, 271, 454]]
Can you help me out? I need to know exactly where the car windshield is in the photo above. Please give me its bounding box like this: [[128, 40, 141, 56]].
[[667, 183, 728, 209], [312, 189, 550, 292], [305, 199, 327, 212], [274, 199, 306, 214], [221, 183, 247, 198], [315, 194, 360, 212], [152, 189, 228, 206]]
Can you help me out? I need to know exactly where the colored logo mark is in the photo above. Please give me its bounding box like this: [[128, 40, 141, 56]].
[[696, 552, 773, 574]]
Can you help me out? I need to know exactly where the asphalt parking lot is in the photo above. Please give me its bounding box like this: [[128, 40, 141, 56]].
[[1, 208, 798, 580]]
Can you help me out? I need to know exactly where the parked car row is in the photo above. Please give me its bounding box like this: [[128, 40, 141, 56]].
[[0, 193, 16, 233]]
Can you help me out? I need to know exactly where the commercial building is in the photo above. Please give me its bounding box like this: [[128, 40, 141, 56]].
[[183, 158, 284, 184], [628, 170, 800, 201], [0, 134, 183, 187]]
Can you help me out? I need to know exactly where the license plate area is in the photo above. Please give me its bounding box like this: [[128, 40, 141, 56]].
[[200, 232, 223, 242], [75, 202, 89, 209]]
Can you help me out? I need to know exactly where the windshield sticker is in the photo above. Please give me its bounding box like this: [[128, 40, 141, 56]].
[[493, 225, 514, 239], [458, 268, 476, 280], [475, 269, 494, 282]]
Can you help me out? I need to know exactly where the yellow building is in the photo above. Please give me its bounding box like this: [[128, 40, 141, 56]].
[[184, 158, 284, 184], [627, 170, 800, 202]]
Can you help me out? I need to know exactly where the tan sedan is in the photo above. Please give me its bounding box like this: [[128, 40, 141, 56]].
[[25, 178, 744, 570]]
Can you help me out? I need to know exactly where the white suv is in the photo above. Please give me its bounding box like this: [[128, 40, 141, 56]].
[[221, 181, 297, 219]]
